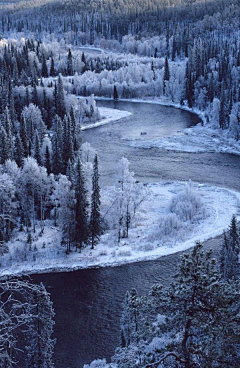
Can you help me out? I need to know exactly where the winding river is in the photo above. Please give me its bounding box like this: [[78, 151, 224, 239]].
[[32, 101, 240, 368]]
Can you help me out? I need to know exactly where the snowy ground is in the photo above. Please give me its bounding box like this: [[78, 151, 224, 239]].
[[95, 97, 240, 156], [127, 123, 240, 155], [81, 106, 132, 131], [0, 181, 239, 278]]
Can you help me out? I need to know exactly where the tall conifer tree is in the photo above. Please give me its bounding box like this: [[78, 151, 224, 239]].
[[74, 158, 88, 251], [90, 154, 101, 249]]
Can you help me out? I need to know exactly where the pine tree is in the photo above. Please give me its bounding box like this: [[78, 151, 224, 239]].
[[20, 115, 29, 157], [163, 56, 170, 93], [70, 106, 81, 152], [51, 116, 63, 175], [229, 214, 239, 252], [0, 279, 55, 367], [90, 154, 101, 249], [74, 158, 88, 251], [164, 243, 240, 367], [62, 115, 74, 172], [67, 48, 73, 75], [151, 61, 156, 81], [25, 283, 55, 368], [50, 57, 56, 77], [4, 107, 14, 159], [66, 159, 74, 183], [185, 61, 194, 108], [33, 83, 38, 106], [219, 82, 226, 129], [120, 289, 145, 348], [45, 145, 51, 174], [113, 85, 118, 100], [41, 54, 48, 77], [15, 133, 24, 167], [220, 216, 239, 280], [81, 52, 87, 74], [33, 129, 41, 165], [0, 127, 11, 164], [56, 75, 66, 119], [25, 87, 30, 106]]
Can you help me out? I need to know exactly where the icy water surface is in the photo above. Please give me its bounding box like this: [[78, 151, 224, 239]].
[[31, 101, 240, 367]]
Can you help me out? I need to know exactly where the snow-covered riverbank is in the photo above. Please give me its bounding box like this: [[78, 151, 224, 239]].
[[95, 97, 240, 156], [82, 106, 132, 130], [1, 181, 239, 279]]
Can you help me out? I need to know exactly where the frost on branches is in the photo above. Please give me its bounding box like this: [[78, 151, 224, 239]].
[[91, 242, 239, 368], [0, 278, 55, 368]]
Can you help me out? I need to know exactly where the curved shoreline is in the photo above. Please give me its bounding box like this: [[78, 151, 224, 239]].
[[95, 97, 240, 156], [1, 99, 239, 280], [1, 181, 239, 280], [94, 96, 206, 123], [0, 234, 224, 280]]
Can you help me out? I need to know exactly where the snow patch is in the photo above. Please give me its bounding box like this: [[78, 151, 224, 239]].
[[81, 107, 132, 130]]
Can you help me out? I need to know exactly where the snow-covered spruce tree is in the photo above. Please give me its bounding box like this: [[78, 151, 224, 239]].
[[161, 243, 240, 368], [52, 175, 75, 253], [67, 48, 73, 75], [51, 115, 63, 175], [113, 85, 118, 100], [25, 283, 55, 368], [44, 145, 51, 174], [56, 74, 66, 119], [0, 127, 12, 164], [50, 57, 56, 77], [14, 133, 24, 167], [90, 154, 101, 249], [33, 129, 41, 165], [62, 114, 74, 172], [120, 289, 148, 348], [163, 56, 170, 93], [41, 54, 48, 78], [220, 215, 239, 280], [74, 158, 89, 251], [0, 172, 18, 244], [0, 279, 55, 368], [20, 115, 29, 157], [112, 243, 240, 368]]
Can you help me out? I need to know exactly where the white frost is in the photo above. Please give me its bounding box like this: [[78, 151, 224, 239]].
[[81, 107, 132, 130], [0, 181, 239, 278]]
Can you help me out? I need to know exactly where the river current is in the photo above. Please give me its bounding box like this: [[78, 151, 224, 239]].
[[32, 101, 240, 367]]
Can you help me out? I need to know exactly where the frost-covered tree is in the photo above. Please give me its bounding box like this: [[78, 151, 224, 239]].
[[0, 279, 55, 368], [19, 157, 49, 231], [112, 243, 240, 368], [56, 74, 66, 119], [81, 142, 97, 200], [220, 215, 239, 280], [89, 154, 101, 249], [51, 115, 63, 175], [67, 48, 73, 75], [22, 104, 46, 142], [74, 158, 89, 251], [25, 283, 55, 368], [52, 174, 75, 253], [0, 173, 18, 243], [114, 157, 148, 241]]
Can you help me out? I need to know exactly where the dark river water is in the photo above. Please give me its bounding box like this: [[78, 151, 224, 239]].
[[31, 101, 240, 367]]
